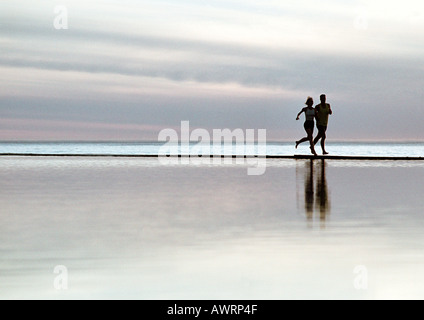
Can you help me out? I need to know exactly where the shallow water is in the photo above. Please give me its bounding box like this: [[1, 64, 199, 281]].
[[0, 157, 423, 299]]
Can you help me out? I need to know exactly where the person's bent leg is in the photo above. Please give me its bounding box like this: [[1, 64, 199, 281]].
[[296, 137, 310, 149]]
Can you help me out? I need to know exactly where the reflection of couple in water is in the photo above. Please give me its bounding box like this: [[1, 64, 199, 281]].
[[301, 159, 330, 228], [296, 94, 333, 156]]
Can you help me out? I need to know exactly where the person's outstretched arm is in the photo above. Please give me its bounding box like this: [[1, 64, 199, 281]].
[[296, 108, 305, 120]]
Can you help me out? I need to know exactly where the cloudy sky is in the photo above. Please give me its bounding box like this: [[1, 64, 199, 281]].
[[1, 0, 423, 141]]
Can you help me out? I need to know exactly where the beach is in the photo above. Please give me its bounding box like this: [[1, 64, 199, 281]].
[[1, 156, 424, 300], [3, 0, 424, 303]]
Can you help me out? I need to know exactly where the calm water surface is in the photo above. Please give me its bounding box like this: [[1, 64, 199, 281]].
[[0, 156, 423, 299], [1, 141, 424, 157]]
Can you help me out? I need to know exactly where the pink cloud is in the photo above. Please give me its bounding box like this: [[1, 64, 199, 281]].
[[0, 118, 174, 141]]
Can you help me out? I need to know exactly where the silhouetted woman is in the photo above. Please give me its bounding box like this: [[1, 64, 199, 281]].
[[296, 97, 318, 156]]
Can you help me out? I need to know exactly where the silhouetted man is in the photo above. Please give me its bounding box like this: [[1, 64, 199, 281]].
[[314, 94, 333, 155]]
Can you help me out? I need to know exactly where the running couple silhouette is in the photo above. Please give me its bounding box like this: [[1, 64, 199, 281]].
[[296, 94, 333, 156]]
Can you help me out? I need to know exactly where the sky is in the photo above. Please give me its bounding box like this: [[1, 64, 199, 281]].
[[0, 0, 423, 141]]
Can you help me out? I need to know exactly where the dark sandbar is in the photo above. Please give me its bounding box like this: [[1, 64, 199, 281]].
[[1, 153, 423, 161]]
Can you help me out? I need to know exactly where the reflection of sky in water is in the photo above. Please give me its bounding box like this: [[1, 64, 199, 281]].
[[0, 157, 423, 299]]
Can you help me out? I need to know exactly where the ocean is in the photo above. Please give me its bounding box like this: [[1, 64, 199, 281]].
[[0, 141, 423, 157], [1, 141, 424, 300]]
